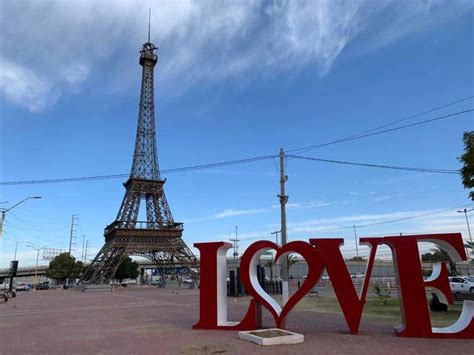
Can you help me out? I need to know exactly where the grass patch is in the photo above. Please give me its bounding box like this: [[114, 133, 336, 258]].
[[295, 296, 463, 326], [229, 294, 464, 326]]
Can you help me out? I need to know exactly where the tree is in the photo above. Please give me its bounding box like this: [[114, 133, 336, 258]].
[[114, 257, 139, 283], [421, 246, 458, 276], [459, 131, 474, 200], [288, 254, 299, 278], [46, 253, 83, 282], [374, 284, 391, 305]]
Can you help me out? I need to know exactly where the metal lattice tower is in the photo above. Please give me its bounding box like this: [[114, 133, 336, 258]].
[[80, 33, 198, 285]]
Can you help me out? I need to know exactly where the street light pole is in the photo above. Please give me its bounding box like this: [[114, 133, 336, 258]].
[[458, 208, 473, 243], [0, 197, 41, 277], [13, 241, 20, 261], [271, 230, 281, 246], [271, 230, 281, 279], [458, 208, 473, 261], [0, 196, 42, 239], [353, 225, 360, 259]]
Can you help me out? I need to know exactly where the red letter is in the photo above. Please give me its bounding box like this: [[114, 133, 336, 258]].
[[240, 240, 323, 328], [384, 233, 473, 338], [193, 242, 260, 330], [309, 238, 382, 334]]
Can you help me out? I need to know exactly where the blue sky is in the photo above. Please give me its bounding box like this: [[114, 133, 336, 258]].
[[0, 1, 473, 268]]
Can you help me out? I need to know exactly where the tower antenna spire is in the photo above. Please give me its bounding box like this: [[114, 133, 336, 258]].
[[148, 8, 151, 43]]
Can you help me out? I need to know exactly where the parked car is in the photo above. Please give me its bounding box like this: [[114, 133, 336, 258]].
[[15, 283, 29, 292], [35, 282, 50, 290], [449, 277, 474, 294], [350, 272, 365, 279]]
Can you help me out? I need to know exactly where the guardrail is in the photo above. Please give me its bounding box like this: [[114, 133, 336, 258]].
[[452, 292, 474, 301]]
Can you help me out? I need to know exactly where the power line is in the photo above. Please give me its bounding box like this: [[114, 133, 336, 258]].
[[355, 205, 470, 228], [288, 154, 458, 174], [3, 220, 66, 247], [0, 173, 129, 185], [1, 102, 471, 186], [288, 108, 474, 154], [0, 155, 277, 186], [1, 213, 69, 226], [236, 204, 471, 243], [338, 95, 474, 140]]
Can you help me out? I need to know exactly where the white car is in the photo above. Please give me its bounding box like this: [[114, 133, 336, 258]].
[[15, 283, 29, 292], [449, 277, 474, 294]]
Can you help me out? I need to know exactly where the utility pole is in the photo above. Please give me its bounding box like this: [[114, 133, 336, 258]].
[[81, 235, 86, 263], [353, 225, 359, 259], [279, 148, 289, 303], [271, 230, 281, 245], [458, 208, 473, 261], [68, 214, 78, 256], [26, 245, 44, 288], [230, 226, 240, 258], [0, 211, 3, 239], [84, 240, 91, 263]]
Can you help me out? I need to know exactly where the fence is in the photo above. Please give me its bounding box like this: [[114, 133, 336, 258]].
[[227, 266, 282, 297]]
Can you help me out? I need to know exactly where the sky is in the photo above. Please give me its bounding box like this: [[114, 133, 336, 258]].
[[0, 0, 473, 268]]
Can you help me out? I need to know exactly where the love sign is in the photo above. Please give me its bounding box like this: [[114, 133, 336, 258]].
[[193, 233, 474, 339]]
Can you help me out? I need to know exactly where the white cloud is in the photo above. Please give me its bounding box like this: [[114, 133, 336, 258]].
[[186, 198, 340, 224], [372, 194, 405, 202], [0, 57, 59, 112], [185, 207, 266, 223], [214, 208, 264, 219], [285, 208, 472, 239], [197, 206, 472, 259], [0, 0, 472, 112], [273, 200, 336, 209]]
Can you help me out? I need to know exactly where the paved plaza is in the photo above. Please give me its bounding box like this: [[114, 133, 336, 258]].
[[0, 287, 472, 354]]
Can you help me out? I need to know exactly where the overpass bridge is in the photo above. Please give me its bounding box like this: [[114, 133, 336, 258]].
[[0, 260, 197, 283], [2, 258, 472, 284]]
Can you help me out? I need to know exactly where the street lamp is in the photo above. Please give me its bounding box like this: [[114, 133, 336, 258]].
[[271, 230, 282, 279], [271, 230, 281, 245], [0, 196, 42, 238], [13, 241, 21, 261], [353, 225, 360, 259], [458, 208, 473, 261], [26, 245, 45, 288]]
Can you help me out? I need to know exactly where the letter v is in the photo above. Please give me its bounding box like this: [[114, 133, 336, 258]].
[[309, 238, 382, 334]]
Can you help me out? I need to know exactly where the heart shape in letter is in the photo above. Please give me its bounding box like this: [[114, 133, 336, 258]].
[[240, 240, 323, 328]]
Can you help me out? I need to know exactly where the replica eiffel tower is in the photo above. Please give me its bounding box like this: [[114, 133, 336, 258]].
[[80, 22, 197, 285]]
